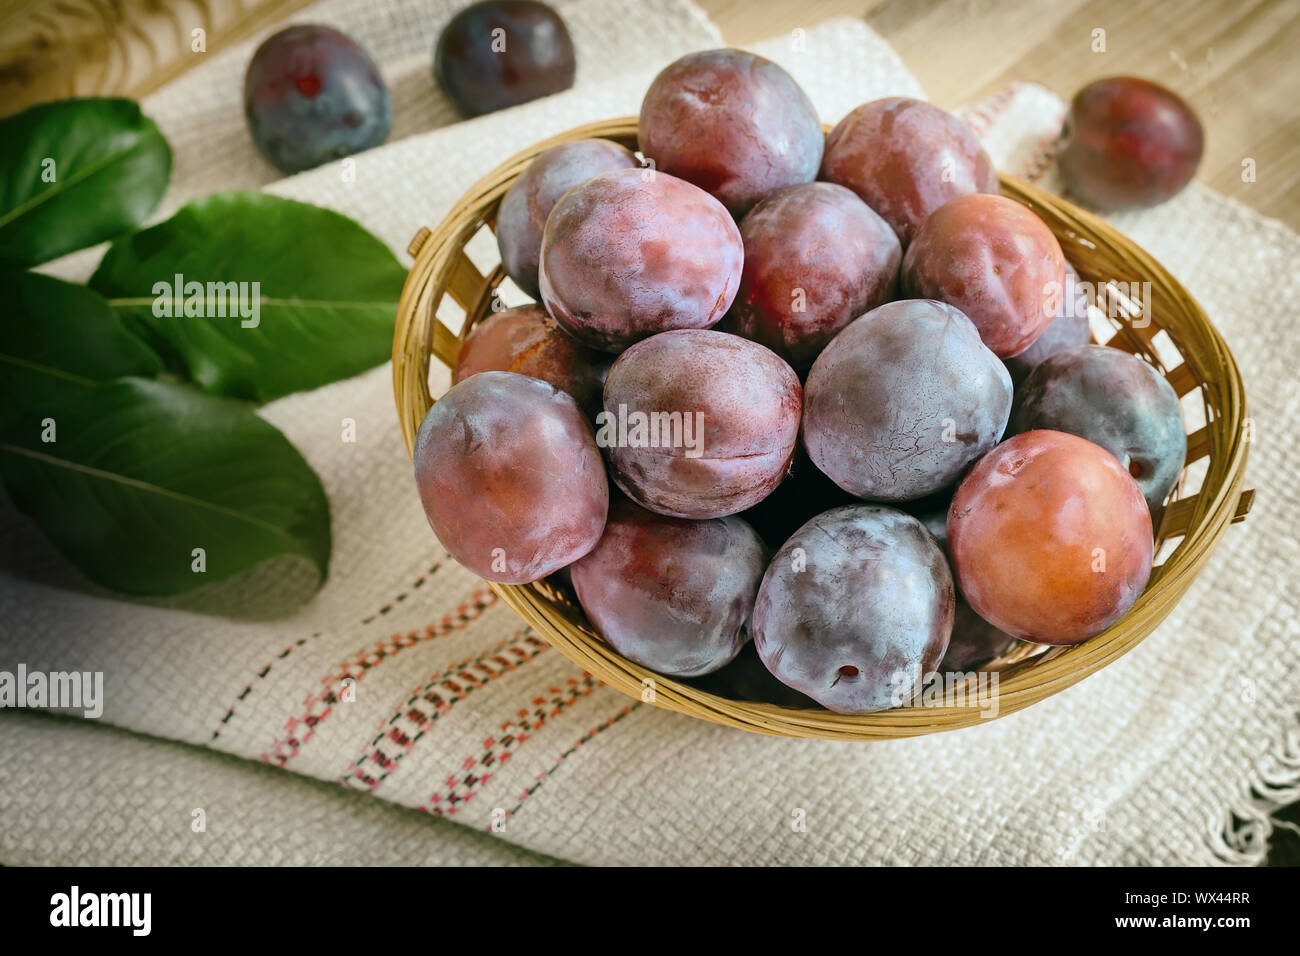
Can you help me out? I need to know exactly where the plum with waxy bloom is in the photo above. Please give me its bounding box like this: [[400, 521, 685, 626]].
[[724, 182, 901, 371], [639, 48, 823, 217], [539, 168, 743, 351], [802, 299, 1012, 502], [820, 97, 997, 246], [901, 192, 1066, 358], [571, 498, 767, 677], [413, 371, 607, 584], [600, 329, 801, 519], [752, 505, 954, 714], [496, 139, 639, 299]]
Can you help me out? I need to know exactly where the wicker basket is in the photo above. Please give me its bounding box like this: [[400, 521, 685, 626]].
[[392, 116, 1254, 739]]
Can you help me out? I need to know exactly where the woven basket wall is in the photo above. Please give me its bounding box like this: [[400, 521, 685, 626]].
[[393, 116, 1253, 739]]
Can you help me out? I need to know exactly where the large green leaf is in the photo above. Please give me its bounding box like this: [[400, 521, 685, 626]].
[[0, 98, 171, 268], [0, 377, 331, 596], [0, 271, 162, 427], [89, 192, 406, 403]]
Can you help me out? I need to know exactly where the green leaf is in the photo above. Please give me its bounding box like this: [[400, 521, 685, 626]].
[[0, 98, 171, 268], [0, 377, 331, 597], [89, 192, 406, 403], [0, 271, 163, 427]]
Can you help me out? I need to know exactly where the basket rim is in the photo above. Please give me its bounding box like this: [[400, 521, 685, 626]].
[[392, 116, 1253, 739]]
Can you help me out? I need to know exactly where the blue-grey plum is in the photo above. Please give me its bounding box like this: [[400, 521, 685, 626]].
[[434, 1, 575, 117], [638, 48, 823, 217], [752, 505, 954, 714], [724, 182, 901, 372], [802, 299, 1012, 502], [244, 25, 391, 174], [413, 371, 608, 583], [601, 329, 802, 519], [496, 139, 639, 299], [1004, 260, 1091, 387], [1009, 344, 1186, 512], [570, 498, 767, 677]]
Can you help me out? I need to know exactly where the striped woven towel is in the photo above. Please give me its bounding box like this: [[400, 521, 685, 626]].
[[2, 0, 1298, 866]]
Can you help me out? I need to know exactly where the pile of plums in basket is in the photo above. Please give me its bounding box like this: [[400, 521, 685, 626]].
[[413, 48, 1190, 715]]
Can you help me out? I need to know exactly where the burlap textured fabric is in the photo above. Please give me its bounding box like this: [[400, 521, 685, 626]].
[[2, 1, 1296, 866]]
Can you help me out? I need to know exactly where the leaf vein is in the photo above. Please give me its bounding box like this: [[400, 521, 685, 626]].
[[0, 441, 307, 546]]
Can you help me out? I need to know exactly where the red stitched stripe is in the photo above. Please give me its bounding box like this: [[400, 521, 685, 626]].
[[210, 561, 443, 742], [955, 86, 1016, 140], [418, 673, 605, 815], [259, 587, 496, 767], [494, 702, 641, 829], [338, 627, 548, 792], [1021, 110, 1067, 183]]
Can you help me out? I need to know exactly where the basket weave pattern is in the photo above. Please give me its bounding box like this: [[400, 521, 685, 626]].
[[393, 117, 1253, 739]]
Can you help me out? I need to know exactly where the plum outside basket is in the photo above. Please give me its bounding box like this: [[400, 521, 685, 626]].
[[392, 117, 1254, 740]]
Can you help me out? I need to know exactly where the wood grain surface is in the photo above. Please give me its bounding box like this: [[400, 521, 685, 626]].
[[1, 0, 1296, 226]]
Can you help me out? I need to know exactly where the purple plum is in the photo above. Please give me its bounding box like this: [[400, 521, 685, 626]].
[[600, 329, 802, 519], [1058, 76, 1204, 210], [496, 138, 639, 299], [570, 498, 767, 677], [413, 371, 608, 583], [638, 48, 823, 217], [434, 0, 575, 117], [724, 182, 901, 372], [820, 97, 997, 246], [900, 192, 1066, 358], [752, 505, 954, 714], [539, 168, 743, 351]]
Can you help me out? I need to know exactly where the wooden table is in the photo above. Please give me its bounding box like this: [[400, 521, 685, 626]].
[[2, 0, 1295, 227], [705, 0, 1300, 226]]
